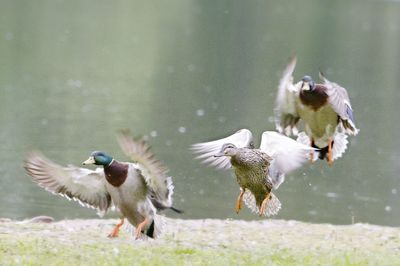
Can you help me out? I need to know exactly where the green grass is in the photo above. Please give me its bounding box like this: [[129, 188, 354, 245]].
[[1, 237, 392, 266], [1, 219, 399, 265]]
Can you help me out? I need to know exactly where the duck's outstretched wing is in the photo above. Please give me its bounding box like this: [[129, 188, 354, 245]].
[[260, 131, 314, 189], [116, 130, 174, 209], [319, 72, 359, 135], [191, 129, 254, 170], [24, 152, 112, 216], [274, 56, 301, 136]]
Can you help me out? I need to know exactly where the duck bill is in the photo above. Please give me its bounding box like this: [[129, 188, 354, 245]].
[[301, 82, 311, 91], [214, 153, 226, 157], [82, 156, 95, 165]]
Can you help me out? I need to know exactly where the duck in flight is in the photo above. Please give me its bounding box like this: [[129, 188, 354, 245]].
[[275, 56, 359, 165], [192, 129, 314, 217], [24, 130, 181, 239]]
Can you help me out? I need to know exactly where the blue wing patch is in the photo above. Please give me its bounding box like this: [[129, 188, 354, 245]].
[[346, 106, 355, 124]]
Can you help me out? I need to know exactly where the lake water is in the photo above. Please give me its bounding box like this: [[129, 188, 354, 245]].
[[1, 0, 400, 226]]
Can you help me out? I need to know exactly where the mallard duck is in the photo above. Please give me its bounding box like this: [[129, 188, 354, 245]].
[[192, 129, 314, 216], [24, 130, 181, 239], [274, 56, 359, 165]]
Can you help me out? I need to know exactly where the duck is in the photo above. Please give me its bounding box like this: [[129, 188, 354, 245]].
[[24, 130, 181, 239], [192, 129, 314, 216], [274, 56, 359, 165]]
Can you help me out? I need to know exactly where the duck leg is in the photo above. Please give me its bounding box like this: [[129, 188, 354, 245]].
[[135, 217, 150, 239], [108, 217, 125, 238], [327, 138, 333, 166], [235, 188, 245, 214], [309, 138, 315, 163], [259, 192, 272, 216]]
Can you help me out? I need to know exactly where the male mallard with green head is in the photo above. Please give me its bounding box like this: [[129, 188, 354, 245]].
[[275, 56, 359, 165], [24, 131, 181, 239], [192, 129, 314, 216]]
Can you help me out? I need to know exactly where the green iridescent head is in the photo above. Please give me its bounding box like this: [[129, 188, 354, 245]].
[[82, 151, 113, 166]]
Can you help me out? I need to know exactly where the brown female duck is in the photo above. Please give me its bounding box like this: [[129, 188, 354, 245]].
[[192, 129, 314, 216]]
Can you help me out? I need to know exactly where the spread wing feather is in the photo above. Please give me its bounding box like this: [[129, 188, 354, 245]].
[[24, 152, 112, 216], [117, 130, 173, 208], [191, 129, 254, 170], [319, 72, 359, 135], [260, 131, 315, 189], [274, 56, 301, 136]]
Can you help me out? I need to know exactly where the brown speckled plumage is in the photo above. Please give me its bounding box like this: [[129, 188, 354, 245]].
[[192, 129, 316, 216], [230, 148, 273, 208]]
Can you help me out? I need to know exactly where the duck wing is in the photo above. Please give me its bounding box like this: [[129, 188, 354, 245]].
[[191, 128, 254, 170], [116, 130, 174, 209], [260, 131, 314, 189], [319, 72, 359, 135], [274, 56, 302, 136], [24, 152, 112, 216]]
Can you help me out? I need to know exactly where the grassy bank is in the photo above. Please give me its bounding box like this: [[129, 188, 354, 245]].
[[1, 218, 399, 265]]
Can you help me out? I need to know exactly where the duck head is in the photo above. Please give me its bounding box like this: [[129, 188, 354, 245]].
[[214, 143, 238, 157], [300, 75, 316, 92], [82, 151, 113, 166]]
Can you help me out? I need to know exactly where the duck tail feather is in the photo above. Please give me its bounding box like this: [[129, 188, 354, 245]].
[[151, 214, 165, 239], [242, 190, 281, 217], [332, 130, 349, 160]]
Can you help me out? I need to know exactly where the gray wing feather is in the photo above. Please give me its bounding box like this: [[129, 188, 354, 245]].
[[275, 56, 301, 136], [24, 152, 112, 216], [191, 129, 253, 170], [319, 72, 359, 135], [117, 130, 174, 208]]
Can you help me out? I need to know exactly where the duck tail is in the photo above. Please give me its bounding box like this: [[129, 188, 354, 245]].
[[264, 193, 282, 217], [243, 190, 282, 217], [165, 176, 175, 207], [158, 176, 183, 213], [145, 214, 165, 239], [331, 130, 349, 160]]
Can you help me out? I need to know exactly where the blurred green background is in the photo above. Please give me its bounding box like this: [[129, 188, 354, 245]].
[[1, 0, 399, 226]]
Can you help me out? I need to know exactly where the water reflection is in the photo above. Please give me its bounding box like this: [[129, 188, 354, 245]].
[[0, 0, 399, 226]]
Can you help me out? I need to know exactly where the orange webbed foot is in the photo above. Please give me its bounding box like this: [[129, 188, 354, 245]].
[[134, 217, 150, 240], [235, 188, 245, 214], [108, 217, 125, 238], [309, 138, 315, 164], [327, 138, 333, 166], [259, 193, 272, 217]]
